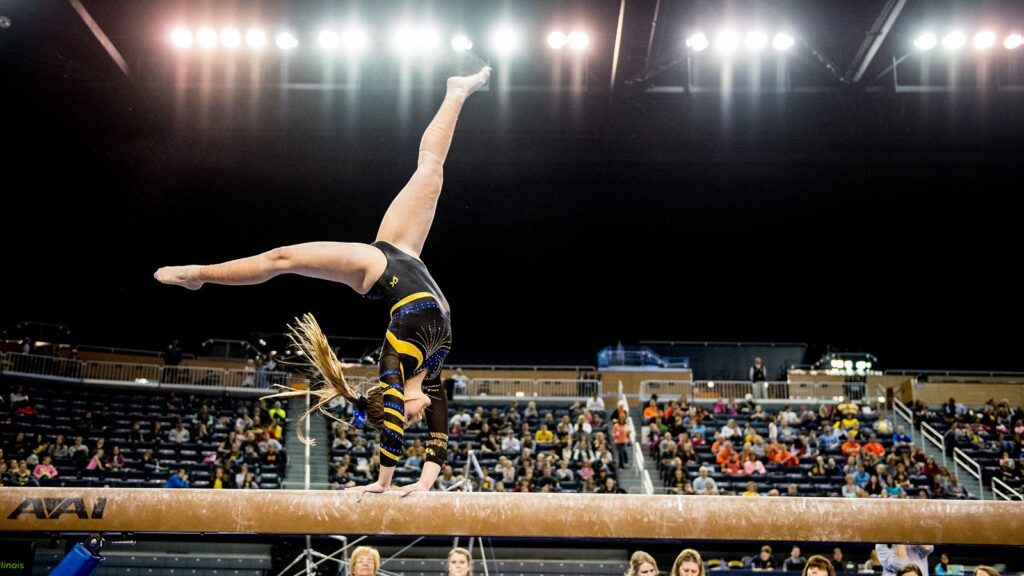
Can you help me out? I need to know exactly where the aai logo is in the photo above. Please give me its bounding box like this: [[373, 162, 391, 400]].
[[7, 497, 106, 520]]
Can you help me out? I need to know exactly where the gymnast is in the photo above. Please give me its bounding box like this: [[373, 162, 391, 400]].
[[154, 65, 492, 497]]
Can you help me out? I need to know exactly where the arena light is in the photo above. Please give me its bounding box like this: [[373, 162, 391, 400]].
[[745, 31, 768, 52], [547, 31, 568, 50], [275, 32, 298, 51], [942, 31, 966, 51], [196, 27, 218, 49], [913, 32, 937, 50], [1005, 33, 1023, 50], [972, 30, 996, 50], [220, 28, 241, 49], [567, 31, 590, 52], [451, 34, 473, 52], [716, 29, 740, 54], [245, 28, 267, 49], [341, 27, 368, 52], [417, 27, 440, 51], [170, 27, 192, 48], [685, 32, 709, 52], [772, 32, 795, 51], [318, 30, 339, 51], [491, 26, 520, 54], [391, 26, 417, 53]]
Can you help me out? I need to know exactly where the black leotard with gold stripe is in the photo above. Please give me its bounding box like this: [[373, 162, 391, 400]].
[[364, 241, 452, 468]]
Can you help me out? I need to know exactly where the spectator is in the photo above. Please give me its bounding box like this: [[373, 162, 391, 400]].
[[239, 471, 260, 489], [12, 461, 37, 486], [32, 455, 58, 480], [643, 398, 662, 423], [85, 449, 106, 471], [164, 468, 190, 488], [973, 568, 999, 576], [884, 474, 905, 498], [693, 466, 719, 495], [349, 546, 380, 576], [164, 338, 183, 365], [535, 423, 554, 443], [753, 545, 777, 571], [597, 477, 626, 494], [168, 420, 190, 444], [831, 549, 846, 573], [804, 556, 836, 576], [742, 481, 761, 497], [842, 474, 859, 498], [671, 549, 704, 576], [626, 551, 660, 576], [784, 547, 806, 572], [934, 554, 962, 576], [211, 467, 231, 489], [750, 356, 767, 383], [447, 547, 473, 576], [820, 426, 841, 451], [744, 453, 767, 475], [106, 445, 126, 470], [863, 474, 884, 497], [842, 436, 862, 457], [864, 434, 886, 458], [876, 545, 933, 576], [587, 392, 606, 413], [613, 417, 630, 469]]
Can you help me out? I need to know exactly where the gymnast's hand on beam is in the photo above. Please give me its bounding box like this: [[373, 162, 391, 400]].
[[347, 481, 388, 502], [393, 481, 431, 497]]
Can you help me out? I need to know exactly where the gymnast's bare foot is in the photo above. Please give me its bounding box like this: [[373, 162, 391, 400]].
[[154, 265, 204, 290], [446, 66, 491, 100]]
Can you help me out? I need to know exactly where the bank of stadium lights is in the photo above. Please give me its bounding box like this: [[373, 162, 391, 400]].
[[685, 30, 794, 54], [220, 28, 241, 49], [246, 28, 266, 49], [451, 34, 473, 52], [490, 26, 520, 54], [547, 30, 590, 51], [914, 30, 1024, 51], [196, 27, 217, 49], [342, 28, 369, 52], [275, 32, 298, 51], [171, 27, 192, 48], [391, 25, 440, 54], [317, 30, 339, 51]]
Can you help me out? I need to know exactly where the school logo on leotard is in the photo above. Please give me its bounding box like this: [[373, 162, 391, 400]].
[[389, 275, 399, 288]]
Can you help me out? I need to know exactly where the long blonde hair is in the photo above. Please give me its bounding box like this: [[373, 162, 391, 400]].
[[671, 549, 704, 576], [627, 551, 659, 576], [261, 313, 383, 445], [447, 547, 473, 576]]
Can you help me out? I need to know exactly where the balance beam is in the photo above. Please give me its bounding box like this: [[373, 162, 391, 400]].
[[2, 488, 1022, 544]]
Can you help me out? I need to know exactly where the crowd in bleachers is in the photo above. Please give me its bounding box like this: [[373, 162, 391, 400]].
[[0, 381, 289, 489], [912, 397, 1024, 491], [327, 393, 628, 493], [624, 545, 1005, 576], [643, 394, 991, 499]]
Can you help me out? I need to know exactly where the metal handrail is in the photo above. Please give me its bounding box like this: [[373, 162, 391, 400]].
[[992, 477, 1023, 501], [920, 421, 946, 469], [953, 447, 985, 501]]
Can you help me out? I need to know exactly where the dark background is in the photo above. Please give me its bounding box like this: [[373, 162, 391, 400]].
[[2, 0, 1021, 370]]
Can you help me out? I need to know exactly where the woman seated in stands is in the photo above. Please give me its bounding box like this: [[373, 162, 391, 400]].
[[85, 448, 106, 472], [105, 445, 126, 470], [863, 473, 884, 496], [744, 453, 767, 475]]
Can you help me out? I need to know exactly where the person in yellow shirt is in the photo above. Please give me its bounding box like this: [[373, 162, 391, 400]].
[[268, 400, 287, 422], [742, 481, 761, 496], [535, 423, 554, 443]]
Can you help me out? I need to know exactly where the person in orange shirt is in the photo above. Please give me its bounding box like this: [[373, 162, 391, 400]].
[[863, 433, 885, 458], [716, 441, 737, 466], [612, 417, 630, 469], [841, 437, 862, 457], [642, 398, 662, 422]]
